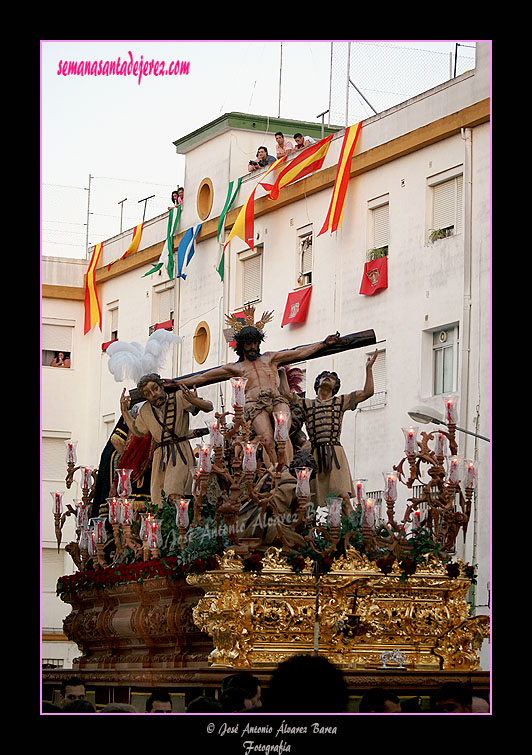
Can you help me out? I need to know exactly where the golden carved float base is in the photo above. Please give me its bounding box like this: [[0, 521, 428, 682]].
[[187, 547, 489, 671]]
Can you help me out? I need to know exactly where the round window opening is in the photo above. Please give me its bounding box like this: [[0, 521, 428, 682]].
[[193, 321, 210, 364], [196, 178, 214, 221]]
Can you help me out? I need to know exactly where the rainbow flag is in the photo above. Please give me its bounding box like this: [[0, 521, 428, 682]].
[[84, 242, 103, 334], [261, 134, 333, 200], [318, 122, 362, 236], [223, 157, 285, 253], [107, 222, 144, 270]]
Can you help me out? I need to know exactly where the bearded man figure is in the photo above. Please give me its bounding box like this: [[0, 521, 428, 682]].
[[120, 373, 213, 508], [177, 307, 340, 468]]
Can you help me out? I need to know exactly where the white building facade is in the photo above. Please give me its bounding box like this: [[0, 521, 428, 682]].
[[41, 43, 491, 669]]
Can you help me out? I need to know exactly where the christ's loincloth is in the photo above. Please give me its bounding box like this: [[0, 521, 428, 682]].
[[244, 389, 286, 422]]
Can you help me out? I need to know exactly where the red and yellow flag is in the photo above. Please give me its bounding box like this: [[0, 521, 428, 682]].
[[223, 157, 286, 253], [84, 242, 103, 334], [107, 222, 144, 270], [260, 134, 334, 200], [318, 123, 362, 236]]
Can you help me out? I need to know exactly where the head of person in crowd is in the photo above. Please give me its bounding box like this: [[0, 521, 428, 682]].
[[431, 682, 473, 713], [359, 687, 402, 713], [221, 671, 262, 709], [146, 689, 173, 713], [59, 676, 86, 708], [265, 654, 348, 713]]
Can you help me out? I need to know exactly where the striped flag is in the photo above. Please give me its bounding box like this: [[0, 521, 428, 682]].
[[107, 222, 144, 270], [84, 242, 103, 334], [142, 205, 181, 278], [260, 134, 334, 200], [223, 157, 286, 254], [217, 177, 242, 282], [318, 122, 362, 236], [176, 224, 202, 279]]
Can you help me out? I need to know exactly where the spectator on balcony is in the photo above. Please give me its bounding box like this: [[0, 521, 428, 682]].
[[169, 187, 184, 210], [275, 131, 293, 159], [50, 351, 71, 368], [248, 146, 276, 172], [293, 132, 317, 150]]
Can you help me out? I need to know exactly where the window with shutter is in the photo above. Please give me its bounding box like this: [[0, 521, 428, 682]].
[[429, 171, 463, 240], [299, 233, 313, 286], [150, 283, 175, 333], [373, 204, 389, 249], [367, 195, 389, 260], [42, 322, 73, 366], [242, 253, 262, 304], [432, 327, 458, 395]]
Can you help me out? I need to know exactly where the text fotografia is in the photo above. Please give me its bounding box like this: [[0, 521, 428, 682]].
[[57, 51, 190, 85], [209, 720, 338, 751]]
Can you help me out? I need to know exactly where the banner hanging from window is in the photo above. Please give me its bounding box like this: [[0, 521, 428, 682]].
[[359, 256, 388, 295], [281, 286, 312, 327]]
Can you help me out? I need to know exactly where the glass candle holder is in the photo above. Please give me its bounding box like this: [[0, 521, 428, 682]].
[[382, 471, 398, 501], [273, 410, 290, 441], [78, 525, 90, 551], [147, 519, 162, 549], [75, 500, 90, 528], [363, 497, 376, 527], [447, 455, 462, 485], [198, 443, 212, 473], [51, 491, 64, 516], [230, 376, 248, 408], [64, 440, 78, 465], [80, 466, 93, 490], [464, 458, 478, 489], [139, 513, 151, 542], [175, 498, 189, 528], [87, 527, 97, 557], [106, 497, 120, 525], [328, 497, 343, 528], [353, 479, 367, 506], [119, 497, 133, 526], [206, 419, 223, 448], [402, 426, 418, 455], [117, 468, 133, 498], [433, 431, 448, 458], [295, 467, 311, 497], [443, 394, 458, 425], [411, 508, 421, 531], [90, 516, 107, 544], [242, 442, 258, 473]]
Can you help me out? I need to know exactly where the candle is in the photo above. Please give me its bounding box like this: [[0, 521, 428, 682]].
[[117, 468, 133, 498], [176, 498, 189, 528], [412, 509, 421, 531], [51, 491, 64, 516], [242, 442, 258, 473], [147, 519, 162, 549], [447, 455, 462, 485], [80, 466, 93, 490], [382, 471, 398, 501], [91, 516, 107, 544], [140, 513, 151, 542], [64, 440, 78, 464], [363, 497, 375, 527], [402, 426, 418, 455], [354, 479, 367, 505], [75, 500, 90, 528], [295, 467, 311, 498], [198, 442, 212, 473], [230, 377, 248, 408], [464, 459, 477, 489], [273, 410, 290, 441], [328, 497, 343, 528], [443, 395, 458, 425], [207, 419, 223, 448], [87, 528, 97, 556], [119, 497, 133, 526], [434, 431, 448, 458], [107, 497, 120, 525]]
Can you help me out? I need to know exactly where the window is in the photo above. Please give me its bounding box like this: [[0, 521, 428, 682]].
[[106, 300, 119, 342], [240, 246, 263, 304], [42, 320, 73, 367], [428, 167, 463, 241], [150, 282, 174, 333], [193, 321, 210, 364], [432, 326, 458, 395], [367, 195, 389, 259], [297, 226, 313, 286]]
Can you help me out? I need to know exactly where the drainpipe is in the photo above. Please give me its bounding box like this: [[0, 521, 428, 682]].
[[460, 126, 475, 599]]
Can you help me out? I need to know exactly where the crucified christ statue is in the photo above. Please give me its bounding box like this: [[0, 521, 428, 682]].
[[176, 306, 340, 467]]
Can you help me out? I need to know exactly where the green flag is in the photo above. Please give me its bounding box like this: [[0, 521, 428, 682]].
[[216, 177, 242, 282], [142, 205, 181, 278]]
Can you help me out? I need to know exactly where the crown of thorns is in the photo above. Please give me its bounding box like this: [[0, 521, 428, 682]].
[[225, 305, 274, 333]]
